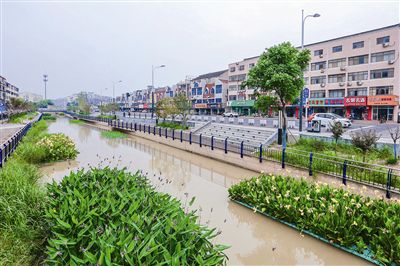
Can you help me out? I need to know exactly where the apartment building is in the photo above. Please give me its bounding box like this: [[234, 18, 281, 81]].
[[190, 70, 228, 115], [0, 76, 20, 104], [19, 92, 43, 102], [304, 23, 399, 121], [226, 56, 259, 115]]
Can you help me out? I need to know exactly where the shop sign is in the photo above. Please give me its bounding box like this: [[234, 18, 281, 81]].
[[229, 100, 255, 107], [143, 103, 149, 109], [308, 98, 344, 106], [367, 95, 399, 106], [344, 96, 367, 107], [194, 103, 208, 108]]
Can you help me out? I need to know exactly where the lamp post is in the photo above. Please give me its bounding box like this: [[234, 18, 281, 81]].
[[151, 64, 166, 119], [43, 74, 48, 100], [112, 80, 122, 103], [299, 10, 320, 132]]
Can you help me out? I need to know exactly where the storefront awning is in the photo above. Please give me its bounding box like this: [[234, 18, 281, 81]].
[[228, 100, 255, 107]]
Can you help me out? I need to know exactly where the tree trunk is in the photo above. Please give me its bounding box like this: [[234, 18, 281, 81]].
[[282, 104, 287, 149], [394, 141, 397, 158]]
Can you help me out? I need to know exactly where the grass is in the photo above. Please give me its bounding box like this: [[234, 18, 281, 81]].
[[157, 121, 189, 130], [101, 130, 127, 139], [9, 112, 38, 124], [97, 114, 115, 119], [46, 168, 228, 265], [69, 119, 85, 125], [229, 174, 400, 264], [41, 113, 57, 121]]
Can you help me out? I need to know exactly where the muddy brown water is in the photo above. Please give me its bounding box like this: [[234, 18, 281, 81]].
[[40, 117, 369, 265]]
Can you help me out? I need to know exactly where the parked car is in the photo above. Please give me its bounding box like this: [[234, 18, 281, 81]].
[[311, 113, 352, 128], [223, 112, 239, 117]]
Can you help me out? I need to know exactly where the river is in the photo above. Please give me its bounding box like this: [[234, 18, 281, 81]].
[[40, 117, 368, 265]]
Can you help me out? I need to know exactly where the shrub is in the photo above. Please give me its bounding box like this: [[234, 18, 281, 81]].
[[42, 114, 56, 121], [228, 175, 400, 264], [15, 141, 48, 164], [101, 130, 127, 139], [330, 122, 344, 144], [37, 134, 78, 162], [46, 168, 228, 265], [157, 121, 188, 130], [386, 157, 398, 165], [351, 129, 381, 162], [69, 119, 84, 124]]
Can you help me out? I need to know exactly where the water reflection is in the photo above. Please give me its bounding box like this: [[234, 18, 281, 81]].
[[40, 118, 369, 266]]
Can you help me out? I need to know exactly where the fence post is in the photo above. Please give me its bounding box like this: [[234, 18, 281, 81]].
[[309, 152, 313, 176], [282, 148, 286, 169], [180, 130, 183, 142], [165, 128, 168, 138], [386, 169, 392, 199], [189, 132, 192, 144], [240, 141, 244, 158], [159, 127, 161, 137], [211, 136, 214, 150], [0, 147, 2, 168], [224, 137, 228, 154], [118, 120, 120, 128], [153, 126, 156, 135], [199, 134, 202, 147], [259, 144, 263, 163], [130, 122, 133, 130], [172, 129, 175, 140], [342, 160, 348, 185], [148, 125, 151, 134]]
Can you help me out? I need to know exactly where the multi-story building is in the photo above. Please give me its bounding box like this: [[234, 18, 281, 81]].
[[304, 23, 399, 121], [190, 70, 228, 115], [19, 92, 43, 102], [226, 56, 259, 115], [0, 76, 20, 103]]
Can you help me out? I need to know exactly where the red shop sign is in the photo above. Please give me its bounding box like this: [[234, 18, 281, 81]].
[[344, 96, 367, 107]]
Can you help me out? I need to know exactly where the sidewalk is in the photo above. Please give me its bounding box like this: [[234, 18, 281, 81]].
[[0, 124, 23, 145]]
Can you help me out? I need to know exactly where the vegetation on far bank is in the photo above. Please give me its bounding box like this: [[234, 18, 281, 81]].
[[0, 120, 78, 265], [41, 113, 57, 121], [157, 121, 189, 130], [46, 168, 229, 265], [69, 119, 85, 125], [101, 130, 127, 139], [228, 174, 400, 264], [9, 112, 38, 124]]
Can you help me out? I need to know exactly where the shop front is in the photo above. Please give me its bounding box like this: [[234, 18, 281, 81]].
[[308, 98, 345, 116], [228, 100, 255, 116], [367, 95, 398, 121], [194, 103, 224, 115], [344, 96, 368, 120]]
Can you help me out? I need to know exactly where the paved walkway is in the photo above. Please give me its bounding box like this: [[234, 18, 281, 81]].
[[0, 124, 23, 145]]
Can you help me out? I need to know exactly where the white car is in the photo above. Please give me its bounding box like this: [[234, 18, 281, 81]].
[[223, 112, 239, 117], [311, 113, 352, 128]]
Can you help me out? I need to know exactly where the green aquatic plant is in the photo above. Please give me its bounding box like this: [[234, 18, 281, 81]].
[[69, 119, 84, 124], [228, 174, 400, 264], [37, 133, 78, 162], [101, 130, 127, 139], [46, 168, 229, 265]]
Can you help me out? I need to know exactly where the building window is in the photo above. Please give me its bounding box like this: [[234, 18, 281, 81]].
[[196, 88, 202, 95], [239, 65, 245, 71], [228, 74, 246, 82], [332, 45, 342, 53], [328, 74, 345, 83], [196, 100, 202, 103], [376, 36, 390, 45], [370, 68, 394, 79], [369, 86, 393, 96], [228, 85, 237, 91], [348, 71, 368, 81], [310, 76, 326, 84], [329, 89, 345, 98], [215, 85, 222, 94], [191, 88, 196, 95], [249, 63, 255, 69], [352, 41, 364, 49], [228, 95, 237, 101], [348, 54, 368, 65], [348, 87, 367, 96], [303, 77, 309, 85], [209, 99, 215, 103], [310, 90, 325, 98], [230, 67, 236, 72], [328, 58, 346, 68], [216, 98, 222, 103], [371, 50, 395, 63], [314, 49, 323, 56], [310, 61, 326, 71]]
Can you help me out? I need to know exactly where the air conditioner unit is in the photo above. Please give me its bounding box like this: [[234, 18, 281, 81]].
[[339, 82, 345, 86], [357, 81, 363, 86], [320, 69, 325, 73], [340, 66, 346, 71], [347, 82, 353, 86], [382, 43, 390, 47], [320, 83, 326, 87], [388, 60, 395, 65], [319, 54, 324, 58]]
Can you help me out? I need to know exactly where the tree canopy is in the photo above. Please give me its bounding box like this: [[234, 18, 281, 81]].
[[254, 95, 278, 116]]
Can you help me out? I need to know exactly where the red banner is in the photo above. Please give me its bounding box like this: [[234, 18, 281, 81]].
[[344, 96, 367, 106]]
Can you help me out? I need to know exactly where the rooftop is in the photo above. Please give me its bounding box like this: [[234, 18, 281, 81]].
[[193, 69, 228, 81]]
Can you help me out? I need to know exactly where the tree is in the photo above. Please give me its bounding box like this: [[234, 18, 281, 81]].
[[388, 126, 400, 158], [7, 98, 29, 114], [155, 98, 171, 122], [77, 93, 91, 114], [99, 103, 119, 114], [350, 129, 381, 162], [254, 95, 278, 117], [173, 93, 192, 128], [330, 122, 344, 144], [243, 42, 311, 148]]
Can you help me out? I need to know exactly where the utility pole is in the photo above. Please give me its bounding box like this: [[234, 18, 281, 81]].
[[43, 74, 48, 100], [151, 64, 166, 119]]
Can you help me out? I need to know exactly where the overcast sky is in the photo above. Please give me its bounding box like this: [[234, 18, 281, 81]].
[[1, 0, 399, 99]]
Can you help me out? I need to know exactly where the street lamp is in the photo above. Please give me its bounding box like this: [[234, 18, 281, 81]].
[[112, 80, 122, 102], [299, 10, 320, 132], [43, 74, 48, 100], [151, 64, 166, 119]]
